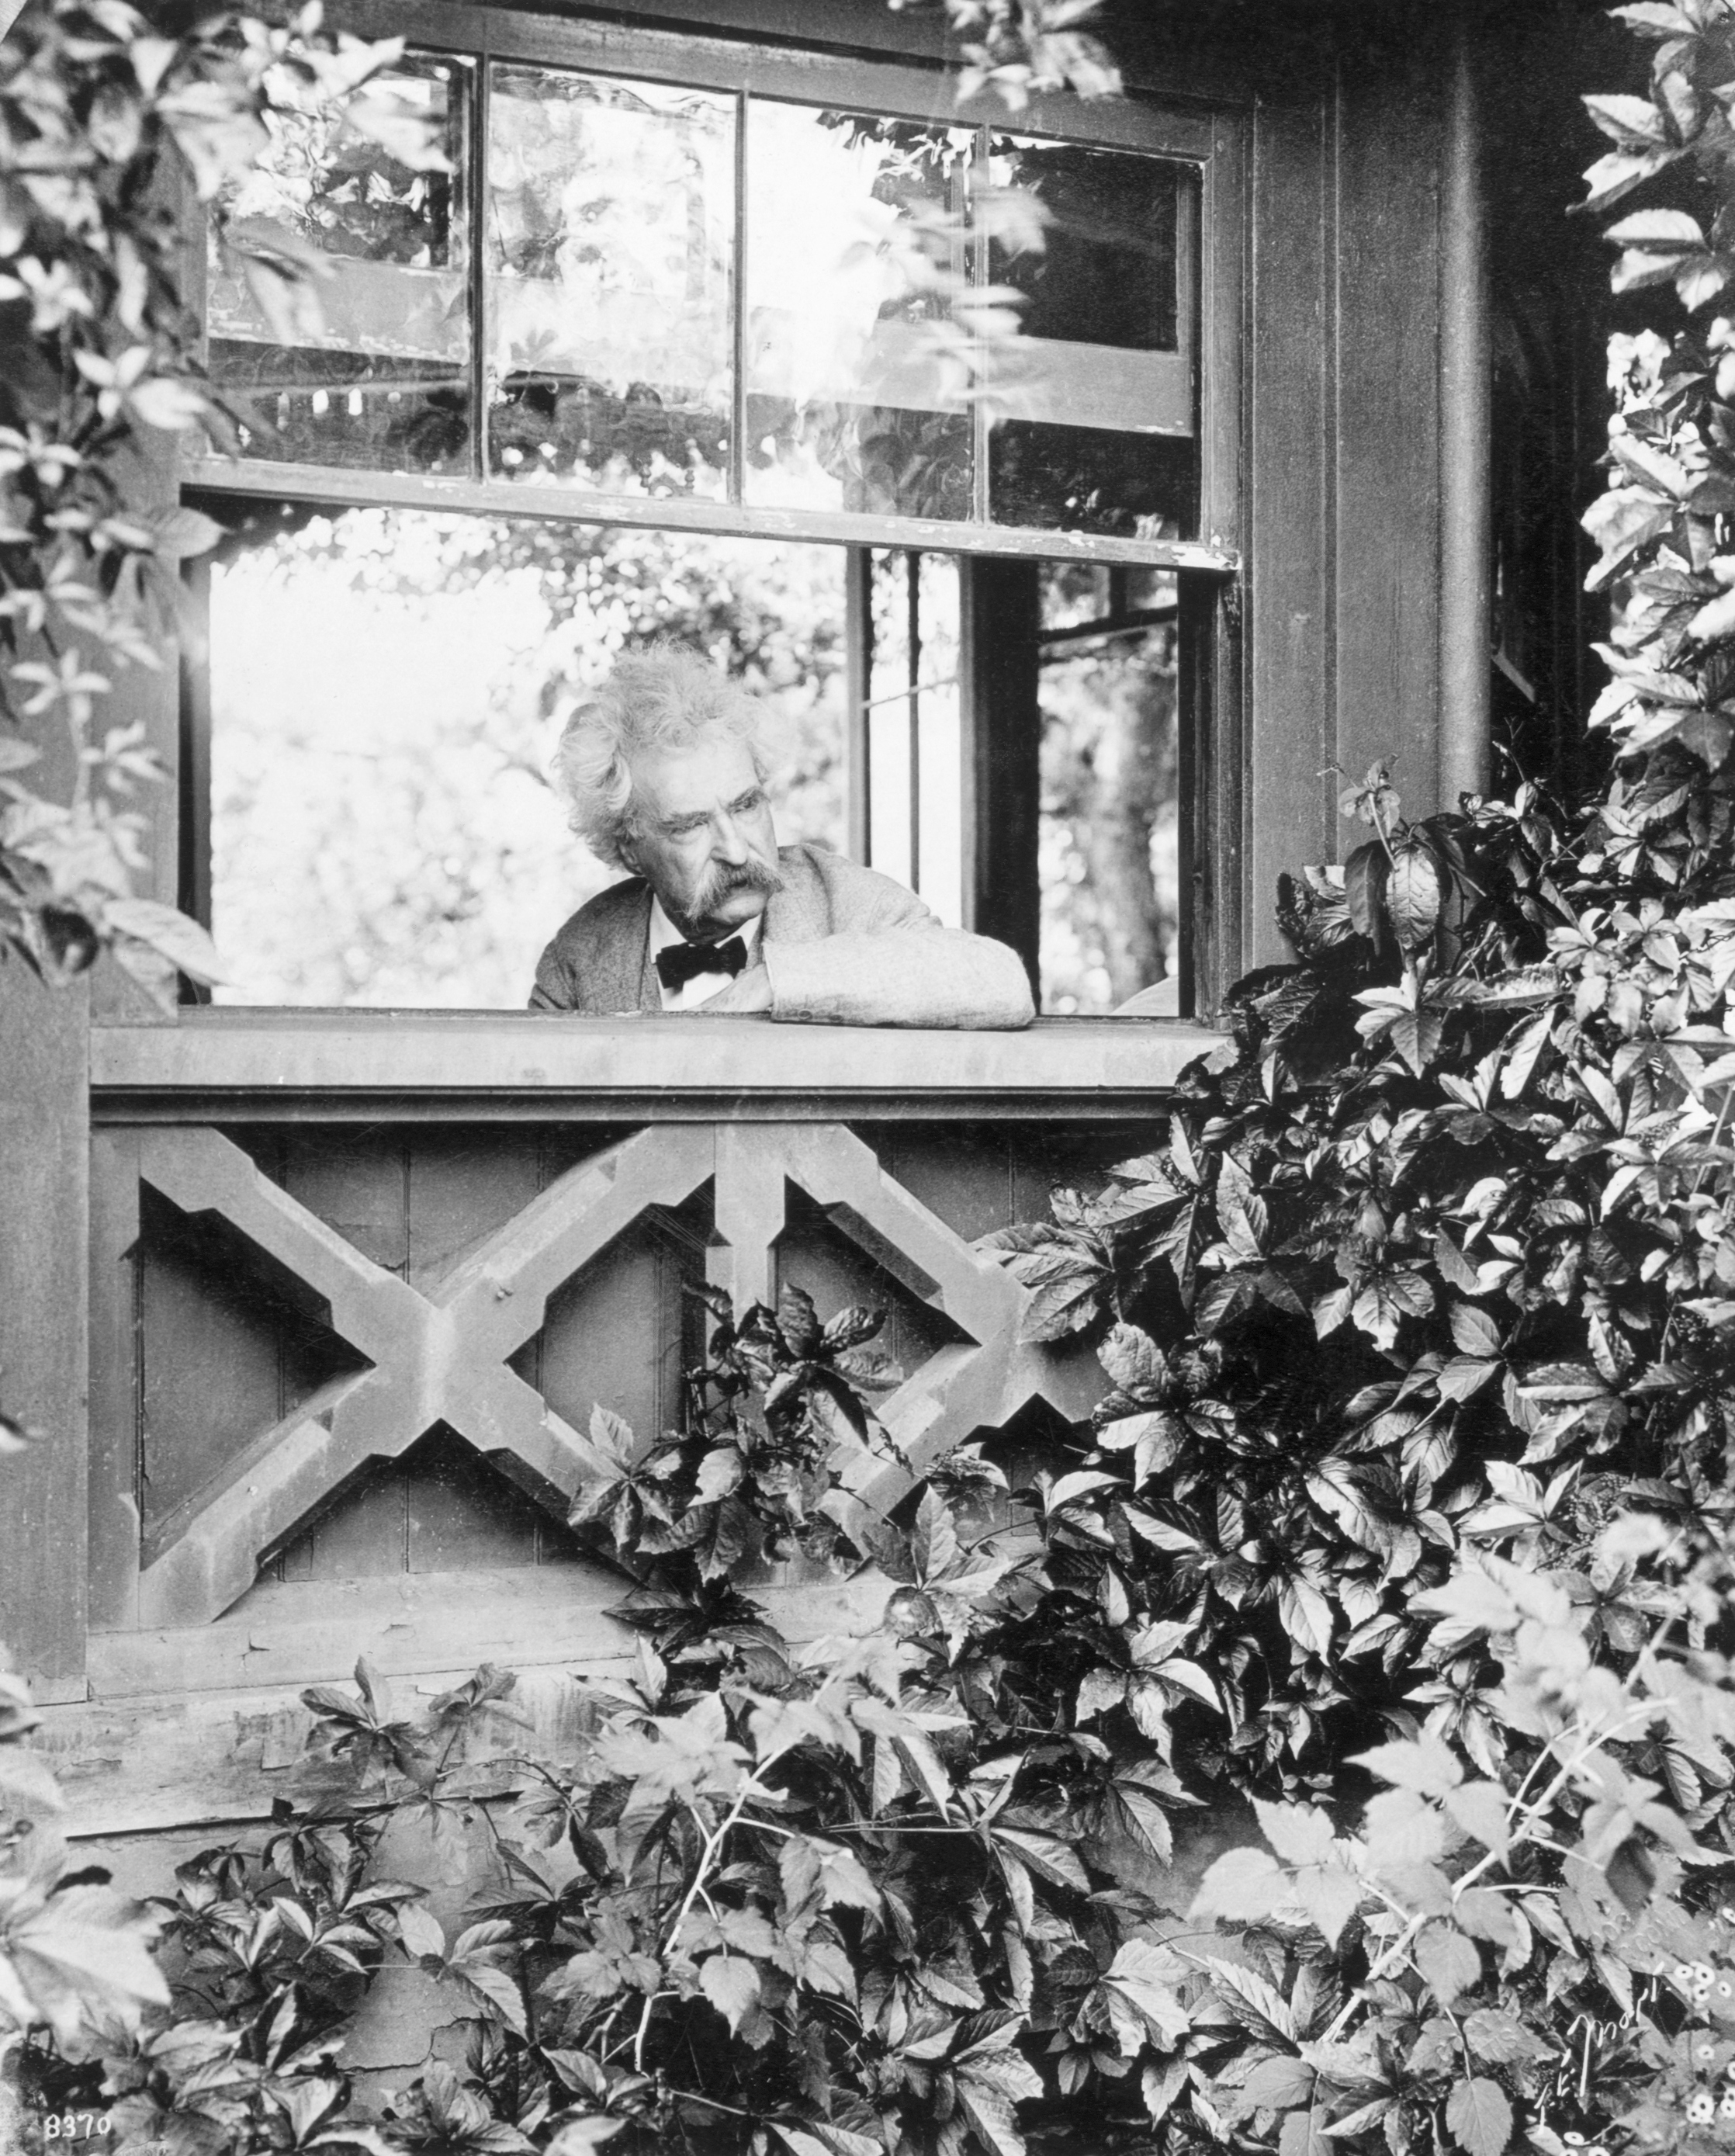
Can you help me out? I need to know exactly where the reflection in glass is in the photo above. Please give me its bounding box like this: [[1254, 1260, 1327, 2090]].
[[992, 423, 1195, 540], [207, 62, 471, 474], [487, 67, 734, 497], [985, 138, 1196, 537], [1037, 561, 1180, 1013], [746, 106, 974, 521]]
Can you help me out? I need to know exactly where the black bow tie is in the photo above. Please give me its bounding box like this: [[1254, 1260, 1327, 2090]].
[[656, 933, 749, 991]]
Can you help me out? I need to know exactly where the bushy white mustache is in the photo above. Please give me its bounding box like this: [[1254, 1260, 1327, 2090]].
[[687, 851, 783, 918]]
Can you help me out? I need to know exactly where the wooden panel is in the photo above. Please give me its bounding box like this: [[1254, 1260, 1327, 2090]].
[[0, 972, 90, 1700], [1247, 81, 1335, 967], [535, 1222, 689, 1463], [90, 445, 181, 1025], [282, 1128, 410, 1274], [48, 1570, 897, 1833], [879, 1128, 1014, 1245], [138, 1187, 360, 1532], [405, 1131, 544, 1291], [1332, 24, 1443, 827], [269, 1426, 577, 1582], [407, 1428, 550, 1570]]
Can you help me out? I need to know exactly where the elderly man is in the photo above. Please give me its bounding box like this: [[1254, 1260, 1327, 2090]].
[[529, 648, 1034, 1027]]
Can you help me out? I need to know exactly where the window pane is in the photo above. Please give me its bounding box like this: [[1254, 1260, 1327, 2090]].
[[207, 61, 472, 475], [487, 67, 734, 497], [985, 139, 1196, 538], [1037, 563, 1181, 1012], [745, 106, 974, 521], [203, 505, 847, 1006], [857, 551, 962, 922]]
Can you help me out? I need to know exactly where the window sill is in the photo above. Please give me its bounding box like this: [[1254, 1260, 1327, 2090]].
[[90, 1009, 1224, 1121]]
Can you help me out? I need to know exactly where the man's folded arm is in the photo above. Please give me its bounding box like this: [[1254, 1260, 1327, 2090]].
[[760, 925, 1035, 1028]]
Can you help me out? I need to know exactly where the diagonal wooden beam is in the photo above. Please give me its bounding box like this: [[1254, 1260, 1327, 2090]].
[[438, 1125, 716, 1357], [780, 1122, 1024, 1343], [139, 1128, 429, 1364]]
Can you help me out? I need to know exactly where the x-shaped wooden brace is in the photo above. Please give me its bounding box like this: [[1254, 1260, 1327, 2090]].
[[706, 1124, 1099, 1527], [133, 1121, 1099, 1627]]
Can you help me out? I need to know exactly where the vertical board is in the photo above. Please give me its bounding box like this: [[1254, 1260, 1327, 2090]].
[[1247, 75, 1335, 968], [88, 1130, 142, 1631], [959, 558, 1042, 988], [0, 972, 90, 1700], [1332, 22, 1443, 829]]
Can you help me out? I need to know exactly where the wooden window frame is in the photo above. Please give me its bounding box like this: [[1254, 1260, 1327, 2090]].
[[174, 0, 1247, 1009]]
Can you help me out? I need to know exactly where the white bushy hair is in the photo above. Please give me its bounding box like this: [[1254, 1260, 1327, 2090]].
[[551, 646, 771, 871]]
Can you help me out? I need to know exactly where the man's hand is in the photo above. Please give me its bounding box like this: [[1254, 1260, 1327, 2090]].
[[697, 962, 773, 1014]]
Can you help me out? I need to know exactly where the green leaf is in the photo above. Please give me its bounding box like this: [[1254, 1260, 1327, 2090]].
[[699, 1953, 761, 2033], [1204, 1956, 1297, 2041], [1279, 2106, 1333, 2156], [1344, 841, 1390, 944], [1444, 2075, 1512, 2156], [1390, 841, 1443, 949], [1190, 1846, 1286, 1922], [1463, 2009, 1548, 2065], [1099, 1322, 1168, 1393], [102, 897, 227, 985], [1352, 1735, 1462, 1797], [1278, 1575, 1334, 1658], [1415, 1922, 1484, 2006], [1253, 1799, 1336, 1867], [1443, 1781, 1510, 1856], [994, 1826, 1089, 1895], [145, 505, 226, 560], [1244, 2057, 1316, 2111]]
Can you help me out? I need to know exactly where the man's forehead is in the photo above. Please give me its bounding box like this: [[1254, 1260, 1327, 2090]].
[[632, 737, 764, 814]]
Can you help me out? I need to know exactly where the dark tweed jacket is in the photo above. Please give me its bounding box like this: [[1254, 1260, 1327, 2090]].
[[528, 841, 1033, 1028]]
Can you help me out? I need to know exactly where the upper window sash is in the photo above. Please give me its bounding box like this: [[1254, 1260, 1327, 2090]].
[[182, 0, 1242, 572]]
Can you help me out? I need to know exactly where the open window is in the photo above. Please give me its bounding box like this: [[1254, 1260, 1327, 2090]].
[[181, 10, 1240, 1016]]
